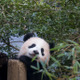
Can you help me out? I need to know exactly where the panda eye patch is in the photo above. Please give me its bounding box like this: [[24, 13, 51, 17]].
[[41, 48, 44, 56], [28, 44, 36, 48]]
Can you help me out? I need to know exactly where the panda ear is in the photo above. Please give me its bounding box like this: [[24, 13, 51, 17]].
[[23, 32, 34, 41], [49, 42, 55, 54]]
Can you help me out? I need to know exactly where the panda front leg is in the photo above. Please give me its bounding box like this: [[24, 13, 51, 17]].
[[19, 55, 50, 80], [19, 55, 42, 80]]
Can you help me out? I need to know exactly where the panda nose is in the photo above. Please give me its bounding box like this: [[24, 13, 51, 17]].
[[33, 50, 39, 54]]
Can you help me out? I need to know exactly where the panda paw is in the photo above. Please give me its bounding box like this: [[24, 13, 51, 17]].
[[19, 55, 32, 65]]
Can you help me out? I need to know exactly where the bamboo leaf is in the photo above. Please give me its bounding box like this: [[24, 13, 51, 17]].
[[50, 56, 61, 66]]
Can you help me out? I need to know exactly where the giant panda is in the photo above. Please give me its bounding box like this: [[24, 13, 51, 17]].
[[18, 32, 55, 80]]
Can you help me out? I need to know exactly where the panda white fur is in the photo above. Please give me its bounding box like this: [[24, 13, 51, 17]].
[[18, 33, 55, 80]]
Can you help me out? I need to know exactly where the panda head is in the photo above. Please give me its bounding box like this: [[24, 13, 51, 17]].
[[18, 37, 50, 65]]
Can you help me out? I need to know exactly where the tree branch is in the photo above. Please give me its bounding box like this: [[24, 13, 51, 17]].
[[0, 35, 19, 51]]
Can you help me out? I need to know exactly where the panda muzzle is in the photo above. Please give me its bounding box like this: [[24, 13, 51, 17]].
[[33, 50, 39, 55]]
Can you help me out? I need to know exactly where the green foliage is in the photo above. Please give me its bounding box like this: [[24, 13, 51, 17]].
[[51, 40, 80, 80], [0, 0, 80, 42]]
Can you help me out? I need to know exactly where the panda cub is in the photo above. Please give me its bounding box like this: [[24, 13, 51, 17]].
[[18, 33, 54, 80]]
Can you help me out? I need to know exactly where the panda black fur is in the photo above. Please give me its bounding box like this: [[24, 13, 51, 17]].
[[18, 33, 55, 80]]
